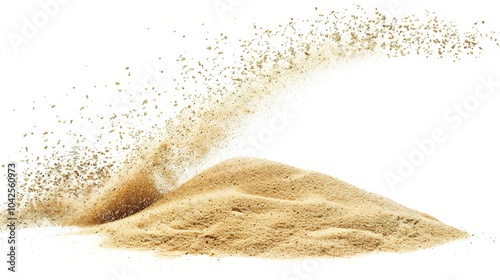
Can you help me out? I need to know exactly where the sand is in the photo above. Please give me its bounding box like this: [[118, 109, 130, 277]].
[[86, 157, 467, 258], [15, 9, 497, 228], [8, 7, 496, 259]]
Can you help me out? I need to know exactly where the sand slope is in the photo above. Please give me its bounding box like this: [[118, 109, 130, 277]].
[[91, 158, 467, 258]]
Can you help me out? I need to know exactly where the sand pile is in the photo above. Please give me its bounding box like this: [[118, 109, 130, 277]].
[[6, 7, 496, 258], [88, 158, 467, 258]]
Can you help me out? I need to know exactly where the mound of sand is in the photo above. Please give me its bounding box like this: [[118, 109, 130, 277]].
[[88, 158, 467, 258]]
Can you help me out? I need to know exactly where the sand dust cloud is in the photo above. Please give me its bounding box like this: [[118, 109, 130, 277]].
[[6, 6, 498, 258]]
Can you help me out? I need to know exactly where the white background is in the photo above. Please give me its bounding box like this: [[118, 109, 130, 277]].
[[1, 0, 499, 279]]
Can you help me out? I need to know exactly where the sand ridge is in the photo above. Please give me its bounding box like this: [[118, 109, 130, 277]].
[[87, 158, 467, 258]]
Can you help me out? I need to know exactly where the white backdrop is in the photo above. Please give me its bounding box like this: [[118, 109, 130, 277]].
[[1, 0, 499, 279]]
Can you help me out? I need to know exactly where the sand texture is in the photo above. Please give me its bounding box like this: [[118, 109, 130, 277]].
[[88, 158, 467, 258]]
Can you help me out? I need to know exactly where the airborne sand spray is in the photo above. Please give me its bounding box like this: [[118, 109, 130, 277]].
[[7, 7, 498, 257]]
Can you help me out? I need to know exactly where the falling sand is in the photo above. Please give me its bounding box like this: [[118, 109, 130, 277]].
[[87, 158, 467, 258], [7, 7, 498, 258]]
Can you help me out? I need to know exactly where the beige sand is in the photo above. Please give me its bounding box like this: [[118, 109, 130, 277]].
[[10, 8, 491, 258], [86, 157, 467, 258], [15, 9, 496, 229]]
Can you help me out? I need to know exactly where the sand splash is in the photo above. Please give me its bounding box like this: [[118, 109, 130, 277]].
[[7, 7, 498, 257]]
